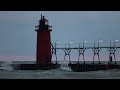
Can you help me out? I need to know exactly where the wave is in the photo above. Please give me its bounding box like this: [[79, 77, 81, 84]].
[[58, 60, 72, 72], [0, 60, 14, 71]]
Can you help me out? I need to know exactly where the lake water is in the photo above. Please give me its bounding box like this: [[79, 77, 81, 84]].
[[0, 61, 120, 79]]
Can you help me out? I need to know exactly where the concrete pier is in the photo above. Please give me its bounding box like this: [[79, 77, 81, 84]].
[[68, 63, 120, 72], [11, 63, 60, 70]]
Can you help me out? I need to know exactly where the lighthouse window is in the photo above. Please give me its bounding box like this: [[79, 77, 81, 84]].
[[45, 21, 48, 25]]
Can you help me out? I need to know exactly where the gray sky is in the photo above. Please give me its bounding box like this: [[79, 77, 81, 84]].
[[0, 11, 120, 61]]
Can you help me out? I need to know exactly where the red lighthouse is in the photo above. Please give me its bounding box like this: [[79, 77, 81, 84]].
[[35, 15, 52, 64]]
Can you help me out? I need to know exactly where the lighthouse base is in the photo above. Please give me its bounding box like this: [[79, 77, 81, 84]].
[[68, 63, 120, 72], [11, 63, 60, 70]]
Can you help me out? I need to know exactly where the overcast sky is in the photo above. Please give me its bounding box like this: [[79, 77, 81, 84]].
[[0, 11, 120, 61]]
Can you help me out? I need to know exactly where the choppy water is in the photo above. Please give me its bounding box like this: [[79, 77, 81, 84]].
[[0, 60, 120, 79]]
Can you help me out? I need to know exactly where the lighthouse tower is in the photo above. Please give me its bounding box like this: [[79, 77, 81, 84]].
[[35, 15, 52, 64]]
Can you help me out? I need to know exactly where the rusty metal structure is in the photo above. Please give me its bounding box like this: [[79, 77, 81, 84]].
[[51, 42, 120, 64]]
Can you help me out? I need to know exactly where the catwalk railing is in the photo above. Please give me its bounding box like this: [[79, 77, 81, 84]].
[[51, 42, 120, 64]]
